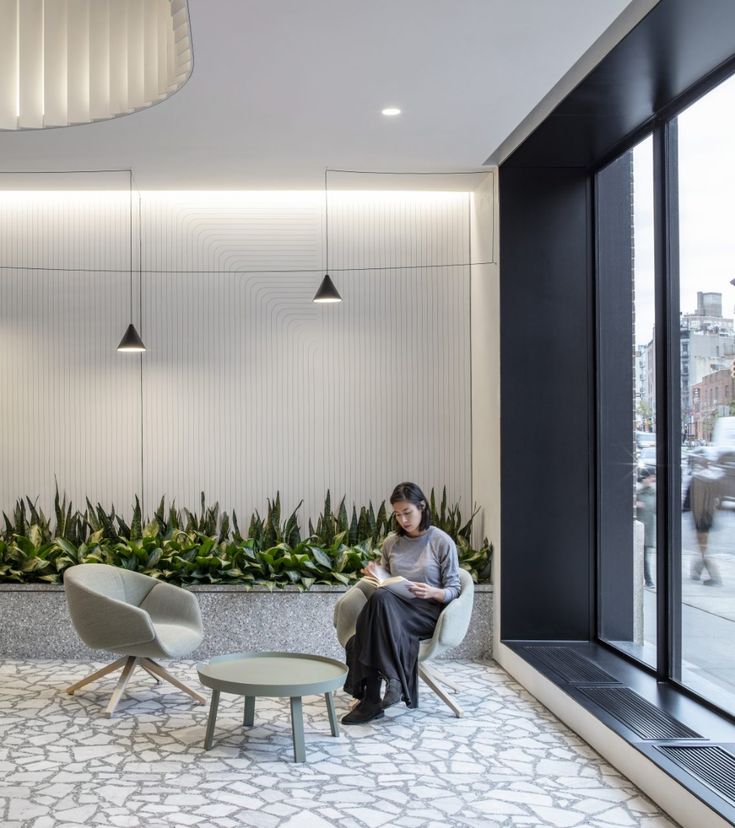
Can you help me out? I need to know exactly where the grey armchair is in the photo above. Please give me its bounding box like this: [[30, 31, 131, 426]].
[[64, 563, 205, 716], [333, 568, 475, 717]]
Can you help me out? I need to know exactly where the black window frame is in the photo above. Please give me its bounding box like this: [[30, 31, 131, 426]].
[[593, 58, 735, 718]]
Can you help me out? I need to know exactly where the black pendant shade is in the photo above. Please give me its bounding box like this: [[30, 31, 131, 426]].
[[117, 323, 146, 352], [313, 273, 342, 303]]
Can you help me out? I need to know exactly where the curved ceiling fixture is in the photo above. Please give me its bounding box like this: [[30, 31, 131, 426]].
[[0, 0, 193, 130]]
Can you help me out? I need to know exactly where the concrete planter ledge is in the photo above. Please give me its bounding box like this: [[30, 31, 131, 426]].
[[0, 583, 493, 662]]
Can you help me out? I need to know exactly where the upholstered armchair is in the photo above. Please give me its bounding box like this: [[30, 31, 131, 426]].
[[64, 563, 205, 716], [333, 568, 475, 716]]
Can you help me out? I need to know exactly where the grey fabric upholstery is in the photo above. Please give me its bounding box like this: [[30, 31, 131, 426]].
[[418, 569, 474, 660], [64, 564, 203, 658], [333, 568, 474, 716], [63, 564, 205, 715]]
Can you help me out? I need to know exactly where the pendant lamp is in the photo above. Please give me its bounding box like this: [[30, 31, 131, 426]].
[[118, 176, 146, 353], [313, 168, 342, 303], [0, 0, 193, 130]]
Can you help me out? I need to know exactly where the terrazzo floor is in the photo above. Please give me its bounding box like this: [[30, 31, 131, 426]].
[[0, 660, 678, 828]]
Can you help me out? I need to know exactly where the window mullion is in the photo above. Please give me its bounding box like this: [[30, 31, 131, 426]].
[[653, 120, 682, 682]]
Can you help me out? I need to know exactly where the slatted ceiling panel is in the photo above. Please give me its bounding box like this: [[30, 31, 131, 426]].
[[0, 0, 18, 129], [155, 0, 167, 96], [142, 0, 158, 104], [67, 0, 90, 124], [108, 0, 128, 116], [0, 190, 473, 527], [125, 0, 144, 109], [18, 0, 44, 129], [89, 0, 110, 121], [0, 0, 190, 130], [44, 0, 69, 127]]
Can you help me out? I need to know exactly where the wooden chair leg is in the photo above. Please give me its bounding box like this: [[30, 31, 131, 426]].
[[421, 663, 462, 694], [143, 659, 206, 705], [139, 662, 162, 684], [65, 656, 129, 695], [419, 664, 464, 718], [105, 657, 139, 717]]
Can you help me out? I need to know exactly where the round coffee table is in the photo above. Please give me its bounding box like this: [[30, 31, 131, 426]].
[[197, 651, 348, 763]]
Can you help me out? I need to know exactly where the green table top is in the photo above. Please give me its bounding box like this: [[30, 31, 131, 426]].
[[197, 651, 348, 697]]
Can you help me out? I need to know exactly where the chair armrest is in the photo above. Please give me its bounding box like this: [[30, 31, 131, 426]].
[[419, 584, 474, 661], [333, 586, 367, 648], [139, 581, 203, 632]]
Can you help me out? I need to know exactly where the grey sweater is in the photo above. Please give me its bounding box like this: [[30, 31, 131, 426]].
[[380, 526, 461, 603]]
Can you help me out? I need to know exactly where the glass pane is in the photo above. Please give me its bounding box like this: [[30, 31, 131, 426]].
[[676, 73, 735, 714], [596, 135, 657, 667]]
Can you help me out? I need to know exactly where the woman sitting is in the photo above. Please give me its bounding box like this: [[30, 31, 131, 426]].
[[342, 481, 461, 724]]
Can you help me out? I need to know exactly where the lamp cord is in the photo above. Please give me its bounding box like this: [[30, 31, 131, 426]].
[[324, 167, 329, 274], [129, 170, 134, 321], [138, 193, 143, 333], [0, 261, 495, 274]]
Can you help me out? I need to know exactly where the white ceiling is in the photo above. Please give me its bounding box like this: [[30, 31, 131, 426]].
[[0, 0, 643, 190]]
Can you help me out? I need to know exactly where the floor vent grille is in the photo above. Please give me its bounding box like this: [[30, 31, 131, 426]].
[[522, 646, 617, 683], [577, 686, 701, 740], [657, 745, 735, 803]]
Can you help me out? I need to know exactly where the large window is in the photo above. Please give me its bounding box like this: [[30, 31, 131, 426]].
[[676, 74, 735, 712], [597, 136, 657, 668], [596, 72, 735, 716]]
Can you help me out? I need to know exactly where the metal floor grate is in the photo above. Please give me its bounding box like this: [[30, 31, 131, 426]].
[[657, 745, 735, 804], [577, 686, 701, 740], [522, 646, 618, 683]]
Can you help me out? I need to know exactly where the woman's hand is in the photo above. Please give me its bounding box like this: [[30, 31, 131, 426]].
[[409, 582, 444, 602], [361, 561, 380, 577]]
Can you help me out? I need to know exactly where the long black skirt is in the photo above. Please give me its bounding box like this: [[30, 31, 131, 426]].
[[343, 588, 442, 708]]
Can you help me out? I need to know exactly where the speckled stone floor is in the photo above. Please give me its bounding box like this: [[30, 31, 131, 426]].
[[0, 660, 678, 828]]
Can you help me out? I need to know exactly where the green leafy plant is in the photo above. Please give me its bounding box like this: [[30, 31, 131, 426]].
[[0, 485, 492, 588]]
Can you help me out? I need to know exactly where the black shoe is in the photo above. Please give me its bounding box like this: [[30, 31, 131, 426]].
[[702, 579, 723, 587], [645, 581, 655, 589], [382, 678, 402, 709], [341, 700, 385, 725]]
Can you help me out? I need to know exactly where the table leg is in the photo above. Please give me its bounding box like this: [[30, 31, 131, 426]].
[[243, 695, 255, 727], [204, 689, 220, 750], [290, 696, 306, 763], [325, 691, 339, 737]]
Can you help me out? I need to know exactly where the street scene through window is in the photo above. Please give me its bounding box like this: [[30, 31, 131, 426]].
[[625, 74, 735, 715]]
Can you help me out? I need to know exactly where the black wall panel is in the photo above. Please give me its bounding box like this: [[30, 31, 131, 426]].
[[499, 166, 593, 640], [596, 153, 636, 642]]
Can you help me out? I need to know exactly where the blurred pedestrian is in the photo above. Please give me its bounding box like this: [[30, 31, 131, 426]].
[[687, 467, 724, 586], [636, 469, 656, 588]]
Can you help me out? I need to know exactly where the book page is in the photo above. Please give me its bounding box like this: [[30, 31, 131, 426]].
[[379, 577, 416, 600]]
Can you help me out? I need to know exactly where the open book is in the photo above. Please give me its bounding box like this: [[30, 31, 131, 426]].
[[362, 564, 416, 600]]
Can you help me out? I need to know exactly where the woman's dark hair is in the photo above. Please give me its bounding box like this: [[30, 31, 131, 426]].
[[389, 481, 431, 535]]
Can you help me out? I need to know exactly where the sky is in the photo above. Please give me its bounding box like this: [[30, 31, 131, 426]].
[[633, 72, 735, 346]]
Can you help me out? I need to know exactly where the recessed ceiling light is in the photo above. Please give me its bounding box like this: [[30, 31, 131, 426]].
[[381, 107, 401, 117]]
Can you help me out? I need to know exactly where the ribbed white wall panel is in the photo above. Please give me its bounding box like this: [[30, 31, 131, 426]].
[[0, 190, 474, 528], [0, 192, 140, 516]]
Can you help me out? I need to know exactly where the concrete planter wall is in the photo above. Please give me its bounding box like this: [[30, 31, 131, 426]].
[[0, 583, 493, 662]]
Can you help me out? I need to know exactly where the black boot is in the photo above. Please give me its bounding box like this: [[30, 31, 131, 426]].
[[342, 674, 385, 724], [341, 698, 385, 724], [382, 678, 402, 709]]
